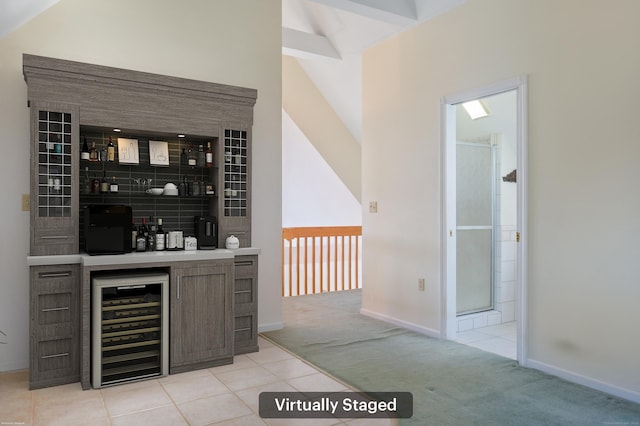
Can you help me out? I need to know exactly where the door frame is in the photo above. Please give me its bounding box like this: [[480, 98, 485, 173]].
[[440, 76, 528, 365]]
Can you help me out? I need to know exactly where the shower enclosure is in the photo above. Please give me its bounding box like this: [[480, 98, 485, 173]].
[[456, 141, 496, 315]]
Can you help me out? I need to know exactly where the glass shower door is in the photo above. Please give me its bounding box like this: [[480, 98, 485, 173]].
[[456, 142, 495, 315]]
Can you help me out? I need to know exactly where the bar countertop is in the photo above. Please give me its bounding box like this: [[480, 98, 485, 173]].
[[27, 247, 261, 267]]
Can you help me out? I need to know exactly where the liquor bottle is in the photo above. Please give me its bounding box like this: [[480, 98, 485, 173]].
[[109, 176, 118, 193], [131, 217, 138, 251], [188, 145, 197, 167], [205, 142, 213, 168], [89, 141, 98, 162], [147, 216, 156, 251], [81, 137, 90, 160], [136, 217, 148, 252], [91, 174, 100, 193], [155, 218, 166, 251], [184, 176, 191, 196], [83, 167, 91, 195], [178, 178, 187, 197], [180, 148, 188, 167], [197, 144, 205, 167], [100, 170, 109, 193], [191, 176, 201, 196], [107, 136, 115, 162]]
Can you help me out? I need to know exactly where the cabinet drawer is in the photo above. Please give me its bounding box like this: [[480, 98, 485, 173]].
[[31, 265, 79, 291], [234, 314, 255, 341], [234, 313, 258, 354], [34, 338, 74, 373], [36, 292, 72, 326], [33, 227, 76, 255], [234, 258, 256, 278], [234, 277, 255, 305]]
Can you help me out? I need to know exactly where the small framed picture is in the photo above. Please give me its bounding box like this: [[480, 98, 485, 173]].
[[117, 138, 139, 164], [149, 140, 170, 166]]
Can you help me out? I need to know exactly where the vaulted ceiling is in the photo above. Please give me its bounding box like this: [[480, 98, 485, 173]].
[[282, 0, 466, 143]]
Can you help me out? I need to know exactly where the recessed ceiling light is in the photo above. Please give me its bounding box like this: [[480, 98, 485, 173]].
[[113, 128, 121, 132], [178, 134, 186, 138], [462, 100, 489, 120]]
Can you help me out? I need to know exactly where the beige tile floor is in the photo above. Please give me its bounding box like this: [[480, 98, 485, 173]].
[[454, 321, 517, 359], [0, 337, 397, 426]]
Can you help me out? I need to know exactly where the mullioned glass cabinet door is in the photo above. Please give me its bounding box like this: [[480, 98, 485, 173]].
[[219, 127, 251, 248], [30, 102, 79, 256]]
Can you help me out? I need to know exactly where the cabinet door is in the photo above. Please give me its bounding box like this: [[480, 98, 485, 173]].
[[30, 102, 79, 256], [29, 264, 80, 389], [218, 127, 252, 248], [170, 261, 233, 371]]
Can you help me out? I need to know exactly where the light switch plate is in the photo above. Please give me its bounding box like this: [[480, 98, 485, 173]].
[[369, 201, 378, 213], [21, 194, 30, 211]]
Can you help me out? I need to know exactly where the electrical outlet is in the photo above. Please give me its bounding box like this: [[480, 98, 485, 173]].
[[418, 278, 425, 291], [21, 194, 30, 212], [369, 201, 378, 213]]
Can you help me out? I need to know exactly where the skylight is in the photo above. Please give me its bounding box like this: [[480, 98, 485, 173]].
[[462, 100, 489, 120]]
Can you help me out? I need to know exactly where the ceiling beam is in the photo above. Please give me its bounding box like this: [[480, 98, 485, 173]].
[[308, 0, 417, 26], [282, 27, 341, 61]]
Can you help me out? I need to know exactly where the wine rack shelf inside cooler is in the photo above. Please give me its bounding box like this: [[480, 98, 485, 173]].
[[92, 272, 168, 388]]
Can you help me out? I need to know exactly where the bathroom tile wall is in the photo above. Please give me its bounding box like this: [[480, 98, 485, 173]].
[[497, 225, 516, 322]]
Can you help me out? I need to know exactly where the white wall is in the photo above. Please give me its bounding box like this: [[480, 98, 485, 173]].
[[0, 0, 282, 371], [362, 0, 640, 400], [282, 110, 361, 227]]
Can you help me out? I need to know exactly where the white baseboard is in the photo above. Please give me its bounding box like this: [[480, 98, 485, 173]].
[[258, 322, 284, 333], [0, 360, 28, 373], [359, 308, 442, 339], [527, 359, 640, 404]]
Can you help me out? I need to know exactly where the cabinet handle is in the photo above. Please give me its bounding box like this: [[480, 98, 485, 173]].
[[235, 290, 252, 294], [39, 272, 71, 278], [41, 352, 69, 359], [235, 261, 253, 267], [235, 327, 251, 332], [177, 276, 180, 300], [41, 307, 69, 312], [117, 285, 146, 290], [41, 235, 70, 240]]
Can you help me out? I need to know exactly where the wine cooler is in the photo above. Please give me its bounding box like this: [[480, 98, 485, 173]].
[[91, 272, 169, 388]]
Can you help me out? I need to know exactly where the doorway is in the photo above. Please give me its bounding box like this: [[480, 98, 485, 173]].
[[441, 77, 528, 365]]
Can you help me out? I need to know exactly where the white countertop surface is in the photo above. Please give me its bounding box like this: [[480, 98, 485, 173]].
[[27, 247, 261, 267]]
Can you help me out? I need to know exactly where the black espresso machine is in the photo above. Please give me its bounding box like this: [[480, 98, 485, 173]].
[[195, 216, 217, 249]]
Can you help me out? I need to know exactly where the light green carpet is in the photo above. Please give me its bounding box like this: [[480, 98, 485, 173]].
[[262, 290, 640, 425]]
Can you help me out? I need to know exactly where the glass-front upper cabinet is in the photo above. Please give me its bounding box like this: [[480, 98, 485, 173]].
[[30, 102, 79, 256], [223, 129, 248, 217], [219, 128, 251, 248], [37, 110, 73, 217]]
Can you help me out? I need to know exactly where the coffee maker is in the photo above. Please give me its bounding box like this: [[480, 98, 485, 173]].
[[194, 216, 217, 249]]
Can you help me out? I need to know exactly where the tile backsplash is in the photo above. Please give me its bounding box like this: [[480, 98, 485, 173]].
[[78, 130, 218, 251]]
